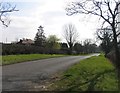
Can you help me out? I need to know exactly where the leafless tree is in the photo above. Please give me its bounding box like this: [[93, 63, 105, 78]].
[[0, 2, 18, 27], [66, 0, 120, 88], [66, 0, 120, 67], [63, 23, 78, 54]]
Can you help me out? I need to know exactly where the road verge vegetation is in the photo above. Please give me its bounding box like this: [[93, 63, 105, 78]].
[[2, 54, 66, 65], [47, 55, 118, 91]]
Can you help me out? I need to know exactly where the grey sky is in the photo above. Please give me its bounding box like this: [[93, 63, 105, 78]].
[[1, 0, 100, 43]]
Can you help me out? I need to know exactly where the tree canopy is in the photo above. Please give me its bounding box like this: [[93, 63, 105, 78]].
[[46, 35, 61, 50], [34, 25, 46, 47]]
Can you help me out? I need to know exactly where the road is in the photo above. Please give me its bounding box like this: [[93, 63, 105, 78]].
[[2, 54, 99, 91]]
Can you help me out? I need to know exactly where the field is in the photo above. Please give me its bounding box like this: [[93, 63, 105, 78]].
[[2, 54, 66, 65], [48, 55, 118, 91]]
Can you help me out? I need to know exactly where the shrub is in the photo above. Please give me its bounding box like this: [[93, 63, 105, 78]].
[[2, 44, 67, 55]]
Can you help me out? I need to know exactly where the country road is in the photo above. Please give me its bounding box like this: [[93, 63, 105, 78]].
[[2, 54, 99, 91]]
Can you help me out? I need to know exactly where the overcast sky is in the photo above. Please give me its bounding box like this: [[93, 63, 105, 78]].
[[1, 0, 101, 43]]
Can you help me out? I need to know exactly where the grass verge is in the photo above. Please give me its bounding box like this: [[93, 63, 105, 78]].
[[2, 54, 66, 65], [48, 55, 118, 91]]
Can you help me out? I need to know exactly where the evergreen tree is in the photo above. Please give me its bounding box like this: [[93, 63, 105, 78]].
[[34, 25, 46, 47]]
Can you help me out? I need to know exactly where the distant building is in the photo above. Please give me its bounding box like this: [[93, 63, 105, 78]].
[[17, 38, 34, 45]]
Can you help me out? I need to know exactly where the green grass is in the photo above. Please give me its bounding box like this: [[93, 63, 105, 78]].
[[48, 55, 118, 91], [2, 54, 66, 65]]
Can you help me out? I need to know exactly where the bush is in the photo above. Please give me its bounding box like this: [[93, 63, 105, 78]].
[[2, 44, 67, 55]]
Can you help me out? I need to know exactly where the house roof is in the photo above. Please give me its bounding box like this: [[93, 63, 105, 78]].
[[21, 39, 34, 44]]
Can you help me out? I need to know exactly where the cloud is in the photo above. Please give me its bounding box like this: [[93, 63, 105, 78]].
[[2, 0, 45, 2], [1, 15, 39, 42], [1, 0, 100, 43]]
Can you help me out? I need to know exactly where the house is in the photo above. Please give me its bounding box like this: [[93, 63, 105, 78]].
[[17, 38, 34, 45]]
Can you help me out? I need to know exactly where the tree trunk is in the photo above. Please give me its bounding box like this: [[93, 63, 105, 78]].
[[112, 27, 120, 91], [68, 43, 73, 55], [69, 46, 72, 55]]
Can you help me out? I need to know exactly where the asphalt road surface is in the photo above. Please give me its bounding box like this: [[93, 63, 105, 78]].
[[2, 54, 99, 91]]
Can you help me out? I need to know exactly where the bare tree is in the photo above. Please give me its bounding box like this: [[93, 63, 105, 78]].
[[66, 0, 120, 88], [66, 0, 120, 67], [0, 2, 18, 27], [63, 23, 78, 54]]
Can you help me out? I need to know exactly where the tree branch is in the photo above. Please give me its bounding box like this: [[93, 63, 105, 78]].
[[0, 3, 18, 27]]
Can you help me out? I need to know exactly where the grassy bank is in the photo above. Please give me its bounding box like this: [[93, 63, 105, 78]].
[[48, 55, 118, 91], [2, 54, 66, 65]]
